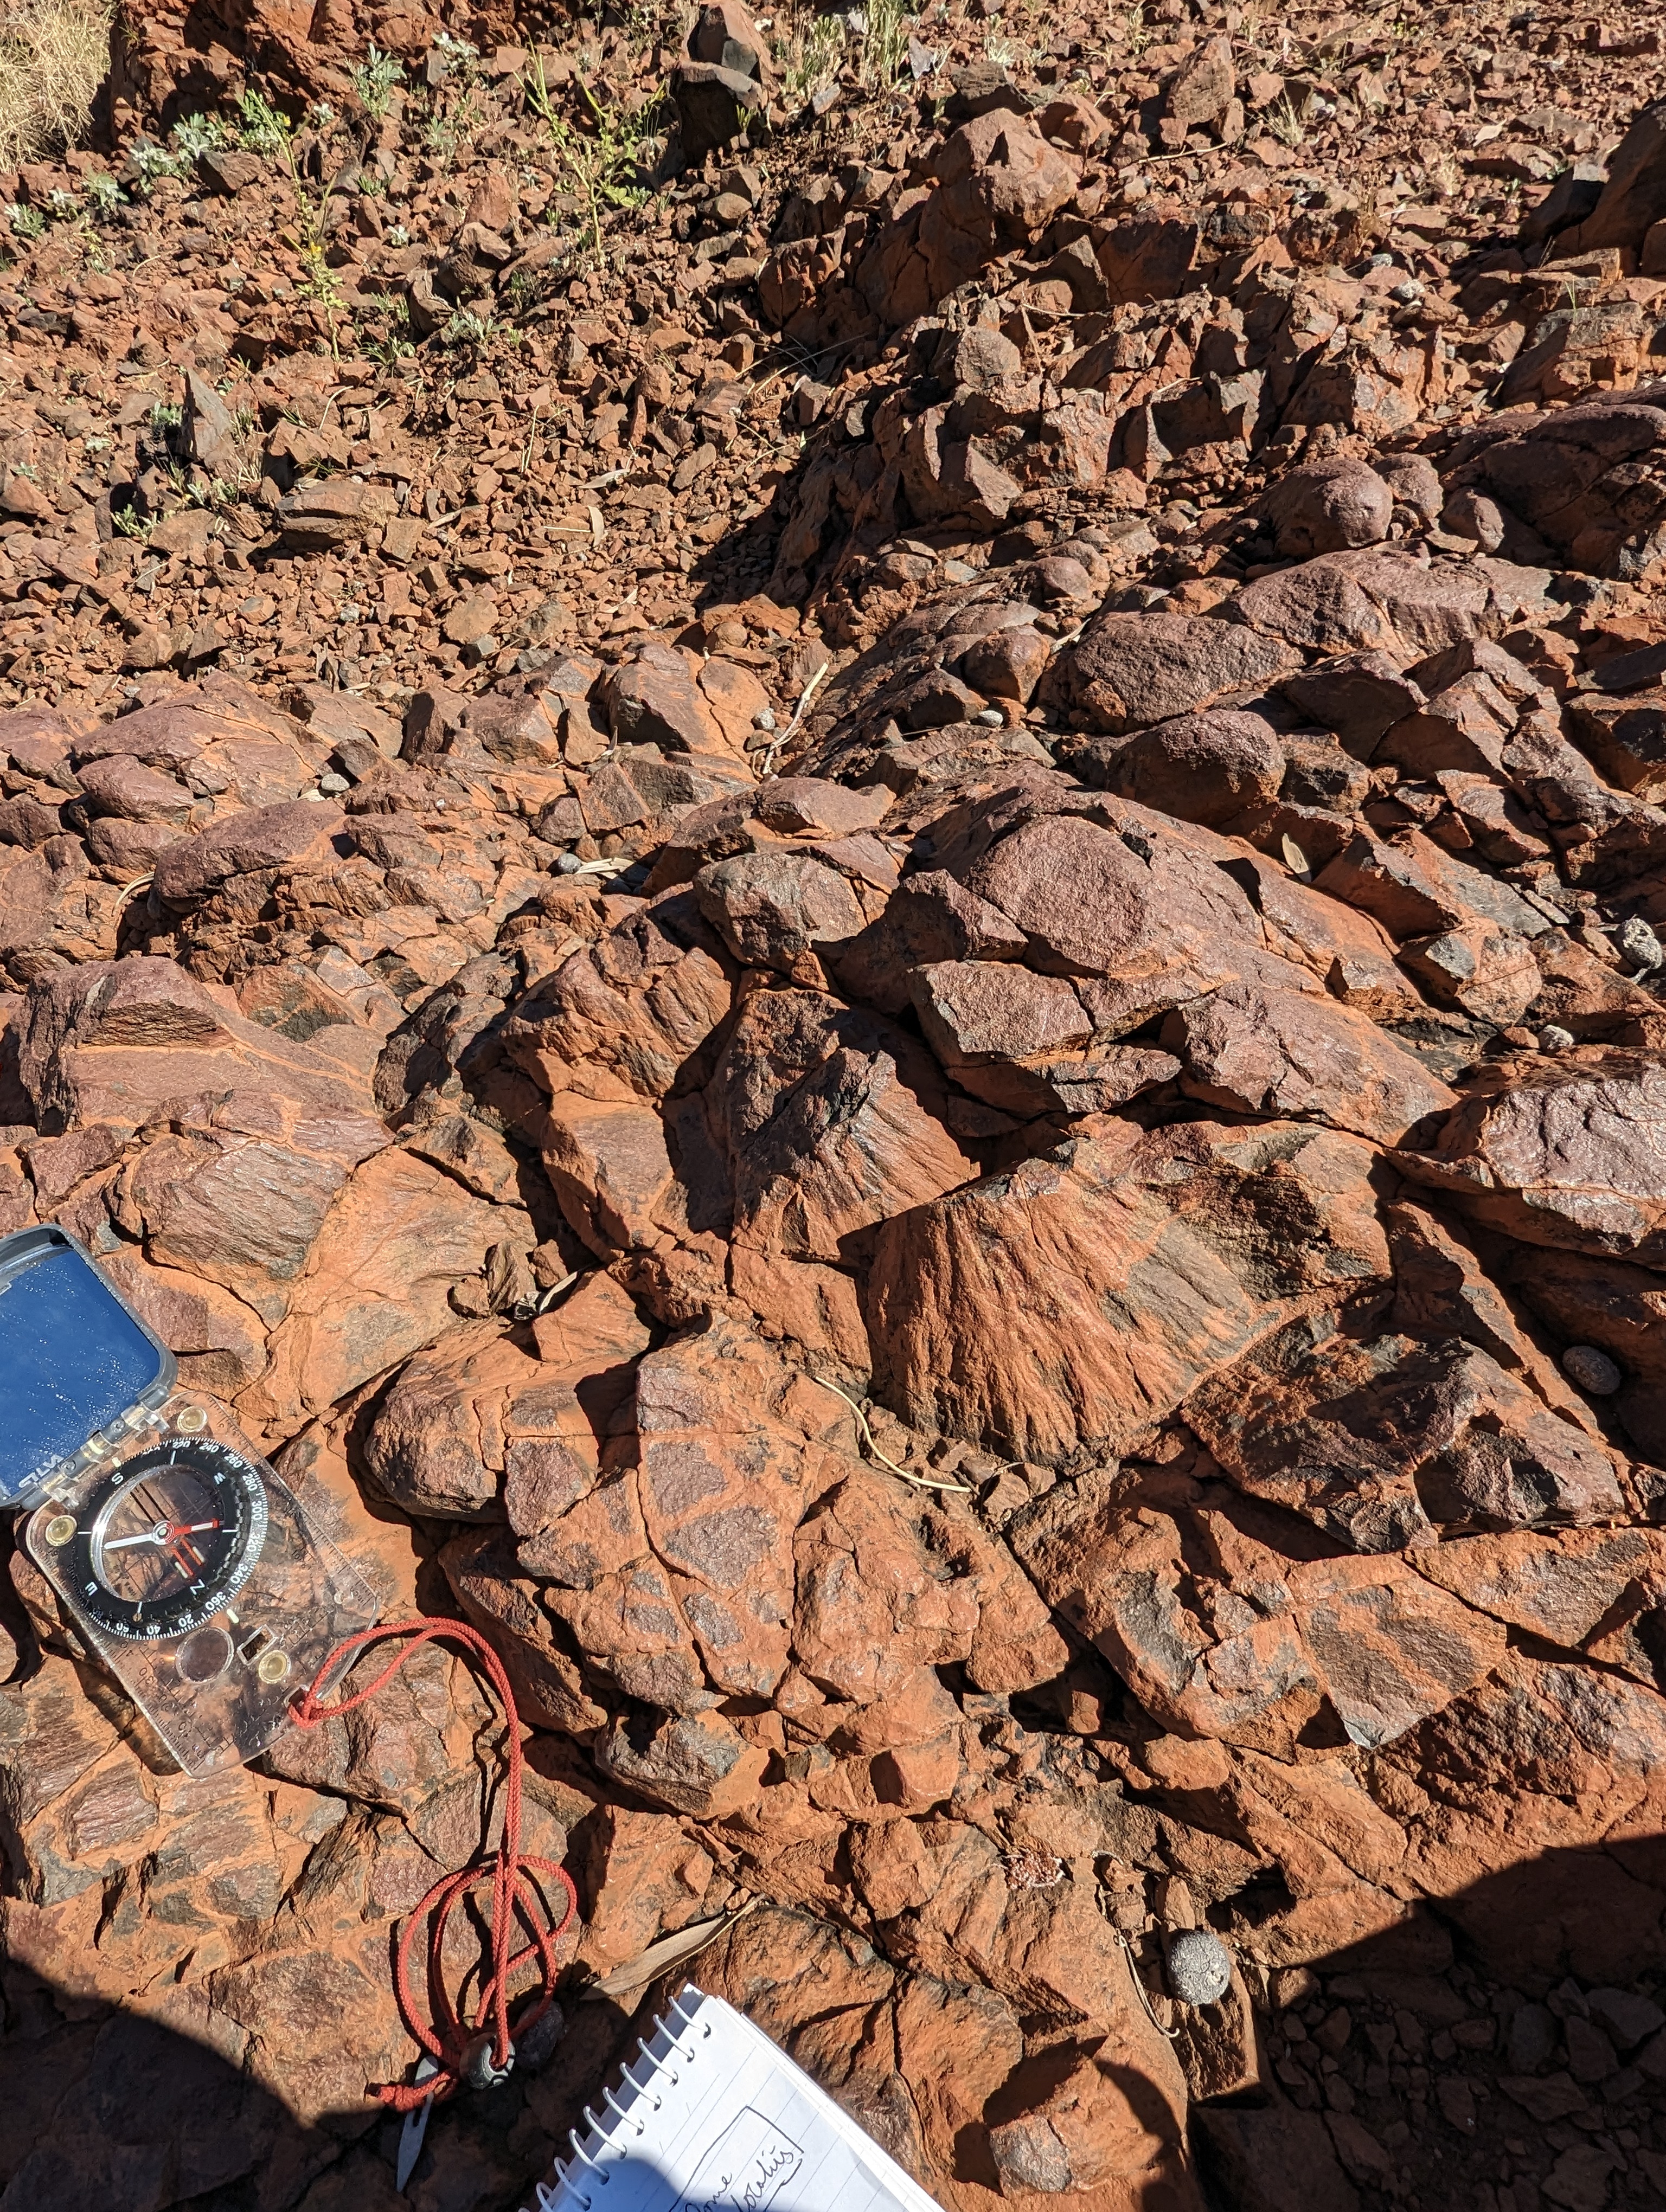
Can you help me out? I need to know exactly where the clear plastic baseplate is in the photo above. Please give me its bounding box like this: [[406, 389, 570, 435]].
[[24, 1388, 378, 1776]]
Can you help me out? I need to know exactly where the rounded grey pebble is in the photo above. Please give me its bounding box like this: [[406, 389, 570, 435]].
[[1539, 1025, 1575, 1052], [555, 851, 584, 874], [973, 707, 1005, 726], [752, 707, 777, 732], [1618, 916, 1664, 970], [1165, 1926, 1232, 2007], [1562, 1343, 1622, 1395]]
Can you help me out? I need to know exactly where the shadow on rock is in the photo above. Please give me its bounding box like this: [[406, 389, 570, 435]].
[[1191, 1844, 1666, 2212], [0, 1946, 651, 2212]]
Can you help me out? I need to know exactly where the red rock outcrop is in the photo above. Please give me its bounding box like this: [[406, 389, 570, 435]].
[[7, 8, 1666, 2212]]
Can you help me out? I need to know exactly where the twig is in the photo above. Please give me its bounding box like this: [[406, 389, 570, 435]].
[[755, 657, 830, 776], [804, 1372, 972, 1494], [1114, 1927, 1182, 2039], [578, 1896, 760, 2000]]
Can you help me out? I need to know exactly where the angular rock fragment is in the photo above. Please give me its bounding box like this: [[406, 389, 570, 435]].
[[1462, 387, 1666, 576], [709, 986, 976, 1263], [1281, 651, 1430, 758], [1161, 979, 1456, 1142], [1567, 685, 1666, 799], [695, 848, 869, 977], [1400, 1051, 1666, 1263], [363, 1321, 602, 1522], [1412, 1526, 1666, 1686], [1189, 1320, 1631, 1552], [1564, 100, 1666, 258], [1046, 611, 1300, 735], [868, 1117, 1389, 1463], [1016, 1469, 1507, 1750], [275, 478, 398, 554], [1236, 548, 1499, 660], [1071, 708, 1285, 829]]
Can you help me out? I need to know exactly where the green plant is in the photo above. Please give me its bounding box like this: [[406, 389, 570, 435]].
[[350, 43, 405, 119], [361, 296, 416, 365], [47, 184, 77, 216], [781, 2, 843, 104], [130, 138, 182, 187], [170, 110, 229, 159], [84, 169, 123, 212], [112, 505, 155, 539], [184, 472, 235, 508], [149, 400, 183, 430], [234, 87, 345, 346], [296, 254, 345, 315], [7, 200, 45, 237], [443, 305, 495, 346], [234, 86, 289, 155], [0, 0, 112, 166], [385, 219, 410, 245], [984, 27, 1033, 69], [520, 51, 658, 263], [862, 0, 909, 84], [421, 67, 483, 168], [419, 29, 480, 163]]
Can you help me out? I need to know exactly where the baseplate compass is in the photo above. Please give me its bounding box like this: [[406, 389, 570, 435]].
[[2, 1226, 377, 1774]]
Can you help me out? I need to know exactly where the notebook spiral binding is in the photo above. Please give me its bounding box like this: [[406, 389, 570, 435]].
[[531, 1986, 714, 2212]]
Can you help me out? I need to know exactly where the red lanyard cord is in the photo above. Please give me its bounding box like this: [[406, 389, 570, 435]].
[[292, 1618, 579, 2111]]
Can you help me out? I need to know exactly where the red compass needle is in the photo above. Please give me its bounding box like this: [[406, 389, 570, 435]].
[[163, 1520, 219, 1573]]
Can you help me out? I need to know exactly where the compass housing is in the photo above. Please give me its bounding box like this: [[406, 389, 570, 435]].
[[73, 1438, 270, 1639]]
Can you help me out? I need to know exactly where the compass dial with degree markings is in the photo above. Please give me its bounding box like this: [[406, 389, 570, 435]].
[[51, 1438, 269, 1640]]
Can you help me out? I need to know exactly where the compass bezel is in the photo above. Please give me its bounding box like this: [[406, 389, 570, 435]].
[[65, 1438, 270, 1641]]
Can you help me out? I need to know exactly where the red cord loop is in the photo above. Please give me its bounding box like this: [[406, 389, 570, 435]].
[[293, 1618, 579, 2112]]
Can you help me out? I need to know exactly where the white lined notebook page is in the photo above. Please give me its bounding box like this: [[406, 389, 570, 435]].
[[528, 1985, 944, 2212]]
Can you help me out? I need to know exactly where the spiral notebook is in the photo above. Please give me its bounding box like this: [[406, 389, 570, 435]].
[[527, 1984, 943, 2212]]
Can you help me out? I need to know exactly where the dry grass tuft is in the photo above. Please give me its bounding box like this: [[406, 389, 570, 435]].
[[0, 0, 112, 168]]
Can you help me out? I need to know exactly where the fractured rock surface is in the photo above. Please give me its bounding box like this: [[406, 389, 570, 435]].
[[5, 2, 1666, 2209]]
